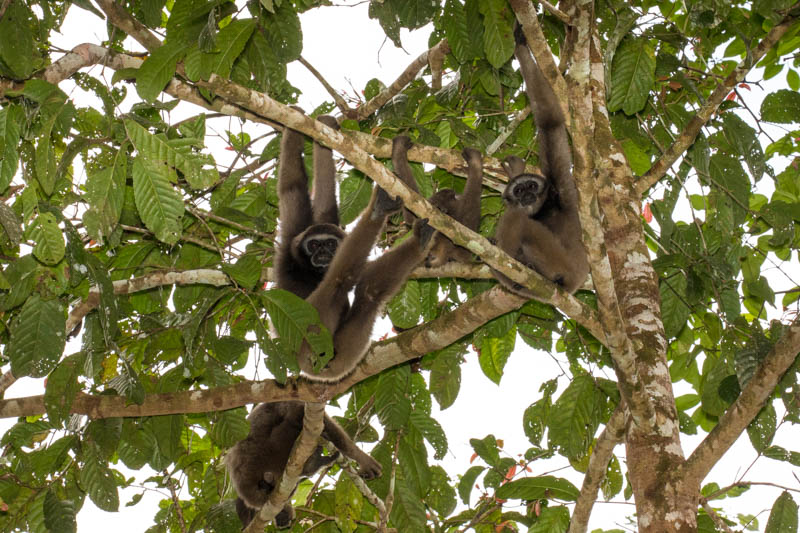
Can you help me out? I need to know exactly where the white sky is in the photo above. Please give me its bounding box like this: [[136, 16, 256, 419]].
[[2, 1, 798, 532]]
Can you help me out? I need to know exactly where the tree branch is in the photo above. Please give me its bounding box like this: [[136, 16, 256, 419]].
[[0, 286, 526, 419], [352, 39, 450, 121], [92, 0, 161, 51], [682, 317, 800, 484], [244, 402, 325, 532], [568, 405, 627, 533], [636, 6, 800, 195]]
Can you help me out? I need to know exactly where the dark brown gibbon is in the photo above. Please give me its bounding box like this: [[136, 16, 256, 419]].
[[493, 25, 589, 294], [391, 136, 484, 267], [226, 402, 382, 528], [274, 116, 435, 382]]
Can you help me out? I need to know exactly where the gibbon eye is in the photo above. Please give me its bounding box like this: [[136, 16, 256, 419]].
[[307, 239, 320, 251]]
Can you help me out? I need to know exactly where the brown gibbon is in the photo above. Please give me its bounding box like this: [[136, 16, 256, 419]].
[[492, 24, 588, 295], [226, 401, 382, 528]]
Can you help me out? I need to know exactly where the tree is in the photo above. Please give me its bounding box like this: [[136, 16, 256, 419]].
[[0, 0, 799, 531]]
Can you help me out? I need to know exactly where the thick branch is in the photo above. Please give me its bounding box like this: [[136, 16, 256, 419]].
[[682, 318, 800, 483], [568, 405, 627, 533], [636, 7, 800, 194], [244, 402, 325, 532], [352, 39, 450, 121], [0, 286, 525, 419]]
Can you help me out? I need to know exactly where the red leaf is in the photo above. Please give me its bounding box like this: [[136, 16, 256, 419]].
[[643, 202, 653, 223], [725, 91, 737, 101], [470, 452, 479, 463], [738, 83, 751, 90]]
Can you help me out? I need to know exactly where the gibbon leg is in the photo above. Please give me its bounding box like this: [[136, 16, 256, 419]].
[[518, 220, 577, 289], [311, 115, 340, 226], [321, 415, 382, 478], [327, 222, 433, 377], [493, 207, 529, 259], [391, 135, 419, 225]]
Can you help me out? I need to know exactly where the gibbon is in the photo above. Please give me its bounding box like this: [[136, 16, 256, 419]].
[[227, 401, 382, 528], [493, 25, 588, 294], [391, 136, 484, 267]]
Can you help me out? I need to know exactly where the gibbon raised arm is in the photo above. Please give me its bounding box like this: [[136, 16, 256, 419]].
[[226, 402, 382, 528], [391, 136, 484, 267], [492, 24, 588, 295]]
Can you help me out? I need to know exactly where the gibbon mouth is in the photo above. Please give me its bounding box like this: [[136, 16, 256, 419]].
[[311, 253, 334, 268]]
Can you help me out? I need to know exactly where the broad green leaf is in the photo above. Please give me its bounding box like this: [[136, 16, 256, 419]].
[[131, 157, 184, 245], [409, 411, 447, 460], [202, 19, 255, 79], [388, 279, 422, 329], [261, 3, 303, 63], [660, 270, 690, 338], [479, 0, 514, 69], [548, 375, 601, 459], [478, 325, 515, 384], [375, 367, 412, 430], [426, 466, 457, 516], [399, 435, 431, 496], [747, 402, 776, 453], [469, 434, 500, 467], [443, 0, 471, 62], [765, 491, 798, 533], [147, 414, 185, 462], [27, 212, 65, 265], [0, 1, 35, 78], [428, 345, 464, 410], [457, 465, 484, 504], [722, 113, 766, 182], [221, 253, 262, 289], [495, 476, 580, 501], [334, 475, 362, 533], [761, 89, 800, 124], [106, 361, 146, 405], [390, 477, 427, 532], [529, 505, 570, 533], [608, 38, 656, 115], [79, 446, 119, 512], [43, 490, 77, 533], [601, 455, 623, 500], [84, 151, 127, 242], [0, 105, 22, 191], [209, 408, 249, 448], [262, 288, 334, 368], [0, 202, 22, 247], [8, 295, 66, 378], [44, 353, 85, 426], [136, 41, 186, 102]]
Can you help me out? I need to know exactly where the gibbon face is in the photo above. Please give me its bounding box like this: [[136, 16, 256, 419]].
[[503, 173, 550, 216]]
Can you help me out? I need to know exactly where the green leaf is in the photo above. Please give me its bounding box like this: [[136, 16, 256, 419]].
[[478, 325, 515, 384], [443, 0, 471, 62], [0, 105, 22, 191], [43, 490, 77, 533], [747, 402, 776, 453], [469, 434, 500, 467], [148, 414, 185, 462], [761, 89, 800, 124], [84, 151, 127, 242], [601, 455, 623, 500], [44, 353, 85, 426], [262, 288, 334, 368], [608, 38, 656, 115], [136, 40, 186, 102], [334, 475, 362, 533], [80, 446, 119, 512], [399, 435, 431, 496], [209, 408, 249, 448], [722, 113, 766, 181], [496, 476, 580, 501], [428, 345, 464, 410], [388, 279, 422, 329], [765, 491, 798, 533], [27, 212, 65, 265], [426, 465, 457, 516], [8, 295, 67, 378], [529, 505, 570, 533], [222, 253, 262, 289], [548, 375, 601, 459], [131, 157, 184, 245], [0, 1, 35, 78], [261, 3, 303, 63], [660, 270, 691, 338], [409, 411, 447, 460], [203, 19, 255, 79], [479, 0, 514, 69], [390, 477, 427, 532], [457, 465, 484, 504], [106, 361, 146, 405], [375, 367, 412, 430]]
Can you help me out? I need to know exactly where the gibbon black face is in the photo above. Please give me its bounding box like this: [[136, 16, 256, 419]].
[[491, 23, 589, 294], [392, 137, 484, 268], [275, 115, 433, 382], [227, 402, 382, 529]]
